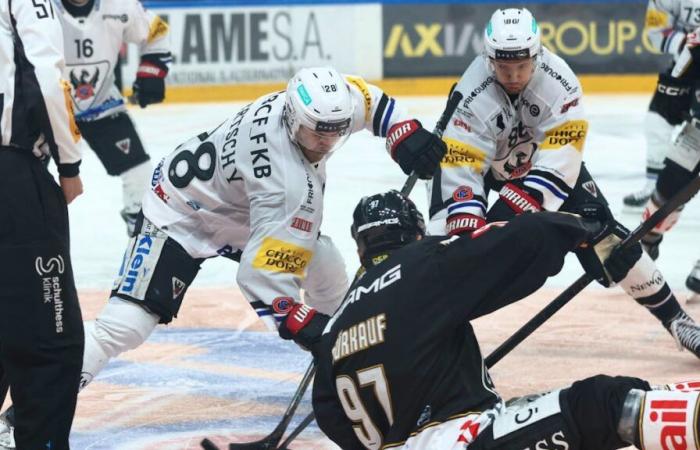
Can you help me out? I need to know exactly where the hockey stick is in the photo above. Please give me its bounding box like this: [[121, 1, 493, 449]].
[[484, 174, 700, 368], [200, 361, 316, 450], [226, 89, 466, 450]]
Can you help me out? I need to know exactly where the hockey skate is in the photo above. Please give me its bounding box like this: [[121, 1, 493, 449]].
[[622, 179, 655, 211], [666, 311, 700, 358], [687, 260, 700, 303], [0, 409, 15, 450]]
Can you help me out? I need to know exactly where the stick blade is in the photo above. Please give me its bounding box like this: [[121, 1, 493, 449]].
[[201, 438, 222, 450]]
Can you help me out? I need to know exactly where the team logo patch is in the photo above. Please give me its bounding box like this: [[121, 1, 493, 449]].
[[291, 217, 313, 233], [172, 277, 186, 299], [560, 97, 580, 114], [440, 138, 486, 170], [453, 186, 474, 202], [116, 138, 131, 154], [67, 61, 109, 112], [153, 183, 169, 203], [252, 238, 313, 277], [272, 297, 295, 315], [582, 180, 597, 197]]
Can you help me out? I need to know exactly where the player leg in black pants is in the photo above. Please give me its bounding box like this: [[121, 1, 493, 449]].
[[562, 163, 700, 356], [78, 112, 151, 236], [0, 149, 84, 450]]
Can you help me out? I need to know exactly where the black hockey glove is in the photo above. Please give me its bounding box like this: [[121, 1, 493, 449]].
[[132, 53, 170, 108], [386, 119, 446, 179], [641, 232, 662, 260], [575, 203, 642, 287], [278, 303, 329, 355]]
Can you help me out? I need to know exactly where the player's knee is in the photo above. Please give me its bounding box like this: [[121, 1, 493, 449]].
[[91, 297, 159, 357], [564, 374, 650, 449]]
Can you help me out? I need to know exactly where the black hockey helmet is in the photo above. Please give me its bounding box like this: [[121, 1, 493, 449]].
[[351, 190, 425, 263]]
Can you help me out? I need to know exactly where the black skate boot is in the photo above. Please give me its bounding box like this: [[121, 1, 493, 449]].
[[665, 311, 700, 359], [687, 260, 700, 303]]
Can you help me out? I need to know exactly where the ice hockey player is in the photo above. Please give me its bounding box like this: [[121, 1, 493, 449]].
[[636, 65, 700, 302], [0, 66, 446, 447], [56, 0, 172, 235], [0, 0, 86, 448], [428, 8, 700, 358], [294, 190, 700, 450], [623, 0, 700, 208]]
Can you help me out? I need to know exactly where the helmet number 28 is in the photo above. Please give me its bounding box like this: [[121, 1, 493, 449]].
[[168, 141, 216, 188]]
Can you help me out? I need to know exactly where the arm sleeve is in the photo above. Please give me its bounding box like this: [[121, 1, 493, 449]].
[[123, 0, 171, 57], [434, 212, 588, 322], [345, 75, 408, 138], [523, 90, 587, 212], [235, 143, 319, 331], [434, 99, 494, 221], [645, 0, 685, 58], [12, 0, 81, 176]]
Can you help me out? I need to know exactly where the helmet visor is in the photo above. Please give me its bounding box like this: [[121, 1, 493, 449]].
[[296, 119, 352, 156]]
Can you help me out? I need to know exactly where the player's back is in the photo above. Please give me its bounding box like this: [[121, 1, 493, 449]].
[[313, 236, 500, 449]]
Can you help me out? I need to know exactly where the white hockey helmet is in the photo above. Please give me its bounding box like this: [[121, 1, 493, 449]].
[[484, 8, 541, 61], [283, 67, 355, 158]]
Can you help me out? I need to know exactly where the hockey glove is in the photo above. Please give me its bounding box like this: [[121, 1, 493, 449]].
[[278, 303, 329, 354], [387, 119, 447, 179], [446, 213, 486, 237], [486, 181, 543, 222], [132, 53, 170, 108], [575, 203, 642, 287]]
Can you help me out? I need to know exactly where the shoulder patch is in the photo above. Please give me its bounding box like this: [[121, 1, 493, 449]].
[[541, 120, 588, 152], [148, 15, 169, 43], [645, 8, 668, 28], [345, 75, 371, 123]]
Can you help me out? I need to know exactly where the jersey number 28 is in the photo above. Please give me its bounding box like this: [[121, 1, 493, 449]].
[[336, 365, 394, 450], [168, 138, 216, 188]]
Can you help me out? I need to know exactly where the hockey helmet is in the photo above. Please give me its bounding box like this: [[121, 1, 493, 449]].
[[484, 8, 541, 61], [283, 67, 355, 159], [351, 190, 425, 261]]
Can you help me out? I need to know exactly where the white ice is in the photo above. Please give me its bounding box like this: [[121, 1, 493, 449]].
[[66, 94, 699, 296]]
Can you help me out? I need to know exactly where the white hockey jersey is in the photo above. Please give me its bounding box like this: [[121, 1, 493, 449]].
[[429, 48, 587, 231], [142, 77, 405, 328], [52, 0, 170, 121], [645, 0, 700, 59], [0, 0, 82, 175]]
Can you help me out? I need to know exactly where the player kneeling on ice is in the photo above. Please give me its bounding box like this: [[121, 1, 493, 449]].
[[279, 190, 700, 450], [427, 7, 700, 359], [0, 65, 447, 445]]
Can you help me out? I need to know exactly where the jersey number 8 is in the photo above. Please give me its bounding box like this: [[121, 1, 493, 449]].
[[168, 141, 216, 188], [336, 365, 394, 450]]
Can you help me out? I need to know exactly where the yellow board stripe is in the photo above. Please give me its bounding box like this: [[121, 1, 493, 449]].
[[130, 74, 658, 104]]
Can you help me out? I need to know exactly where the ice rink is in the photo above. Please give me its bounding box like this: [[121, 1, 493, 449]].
[[53, 93, 699, 448]]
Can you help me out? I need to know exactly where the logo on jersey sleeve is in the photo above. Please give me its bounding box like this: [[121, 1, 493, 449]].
[[646, 8, 669, 28], [440, 138, 486, 170], [148, 16, 169, 43], [540, 120, 588, 152], [345, 75, 371, 122], [253, 238, 313, 277]]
